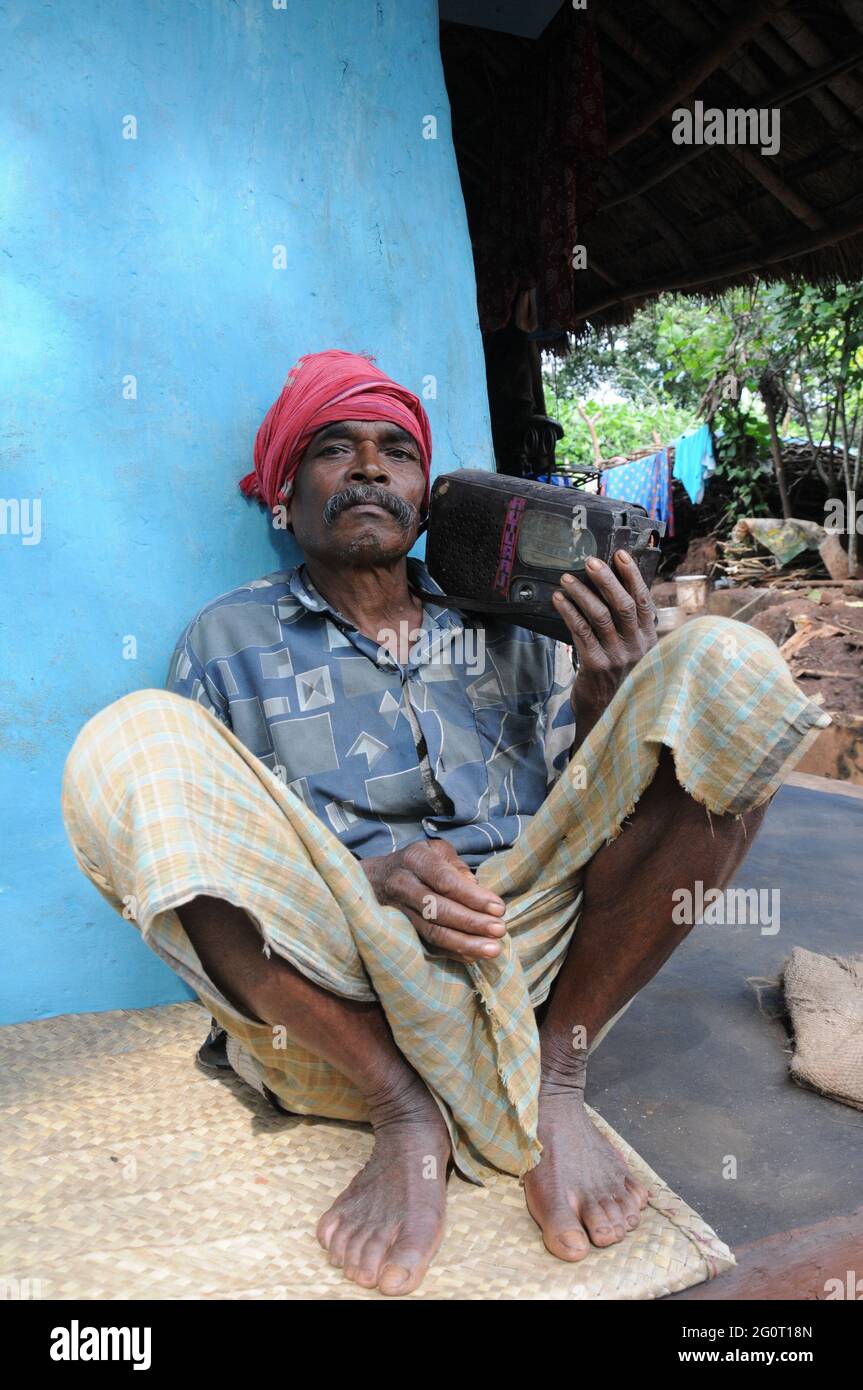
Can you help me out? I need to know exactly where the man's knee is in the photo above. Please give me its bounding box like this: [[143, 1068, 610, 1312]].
[[66, 688, 207, 766], [62, 689, 212, 817], [83, 687, 204, 737], [662, 613, 785, 690]]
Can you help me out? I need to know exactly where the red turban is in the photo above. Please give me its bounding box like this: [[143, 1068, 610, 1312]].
[[240, 349, 433, 514]]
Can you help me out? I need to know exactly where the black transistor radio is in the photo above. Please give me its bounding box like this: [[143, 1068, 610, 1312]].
[[424, 470, 664, 643]]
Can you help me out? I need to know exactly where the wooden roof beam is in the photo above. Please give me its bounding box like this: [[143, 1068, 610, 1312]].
[[750, 23, 861, 137], [573, 203, 863, 324], [644, 0, 715, 50], [634, 193, 699, 270], [644, 0, 781, 103], [769, 9, 863, 124], [769, 40, 863, 108], [595, 10, 672, 82], [840, 0, 863, 38], [596, 0, 840, 238], [598, 36, 863, 216], [588, 32, 706, 273], [723, 146, 825, 232], [607, 0, 792, 155], [595, 162, 703, 275], [599, 144, 703, 211], [586, 257, 619, 289]]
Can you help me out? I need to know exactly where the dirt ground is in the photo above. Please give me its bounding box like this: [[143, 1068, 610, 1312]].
[[748, 592, 863, 718], [653, 580, 863, 722], [658, 531, 863, 721]]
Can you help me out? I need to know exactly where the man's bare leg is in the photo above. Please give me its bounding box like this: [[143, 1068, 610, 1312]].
[[177, 896, 450, 1294], [524, 745, 772, 1261]]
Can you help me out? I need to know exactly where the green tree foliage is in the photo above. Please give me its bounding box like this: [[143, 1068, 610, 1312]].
[[777, 283, 863, 571], [544, 393, 691, 469], [544, 282, 863, 569]]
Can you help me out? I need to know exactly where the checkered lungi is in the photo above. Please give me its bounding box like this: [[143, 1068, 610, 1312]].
[[61, 616, 830, 1183]]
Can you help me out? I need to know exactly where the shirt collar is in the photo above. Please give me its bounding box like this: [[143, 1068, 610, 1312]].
[[287, 564, 328, 614], [288, 558, 464, 631]]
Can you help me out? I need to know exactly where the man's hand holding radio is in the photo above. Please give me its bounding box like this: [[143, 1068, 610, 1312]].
[[359, 552, 656, 959], [553, 549, 658, 748]]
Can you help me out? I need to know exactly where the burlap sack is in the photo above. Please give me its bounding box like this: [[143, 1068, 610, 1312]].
[[782, 946, 863, 1110]]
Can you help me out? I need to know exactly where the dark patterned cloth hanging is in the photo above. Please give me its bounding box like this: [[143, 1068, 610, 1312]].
[[471, 5, 607, 336]]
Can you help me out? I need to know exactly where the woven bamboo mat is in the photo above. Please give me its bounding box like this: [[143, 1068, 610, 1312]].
[[0, 1002, 734, 1300]]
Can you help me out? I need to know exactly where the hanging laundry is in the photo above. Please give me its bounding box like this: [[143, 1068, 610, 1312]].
[[672, 423, 716, 505], [600, 449, 675, 536], [531, 470, 577, 487]]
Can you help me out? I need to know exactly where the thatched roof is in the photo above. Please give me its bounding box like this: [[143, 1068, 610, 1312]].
[[582, 0, 863, 327], [441, 0, 863, 336]]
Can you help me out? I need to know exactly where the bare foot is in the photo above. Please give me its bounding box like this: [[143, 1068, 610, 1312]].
[[316, 1078, 450, 1295], [523, 1057, 651, 1262]]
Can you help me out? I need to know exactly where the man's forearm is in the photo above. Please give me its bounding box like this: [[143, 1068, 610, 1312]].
[[569, 696, 605, 755]]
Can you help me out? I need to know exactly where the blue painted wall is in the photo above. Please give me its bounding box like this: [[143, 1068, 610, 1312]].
[[0, 0, 492, 1024]]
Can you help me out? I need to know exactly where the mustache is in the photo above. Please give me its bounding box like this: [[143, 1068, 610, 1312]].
[[323, 483, 418, 530]]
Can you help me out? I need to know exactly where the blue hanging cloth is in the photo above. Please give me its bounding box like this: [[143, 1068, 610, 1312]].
[[600, 449, 674, 536], [672, 424, 716, 505], [530, 470, 577, 487]]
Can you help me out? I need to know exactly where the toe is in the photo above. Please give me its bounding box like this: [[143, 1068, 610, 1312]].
[[342, 1229, 370, 1284], [378, 1224, 443, 1295], [580, 1198, 619, 1247], [327, 1220, 352, 1269], [352, 1230, 393, 1289], [316, 1207, 341, 1250], [618, 1185, 643, 1230], [378, 1261, 415, 1295], [599, 1197, 628, 1242], [626, 1173, 651, 1209], [538, 1205, 591, 1262]]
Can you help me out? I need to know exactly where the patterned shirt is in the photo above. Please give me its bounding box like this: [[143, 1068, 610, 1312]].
[[166, 558, 576, 867]]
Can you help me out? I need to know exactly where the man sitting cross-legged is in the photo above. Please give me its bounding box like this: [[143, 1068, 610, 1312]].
[[62, 349, 829, 1295]]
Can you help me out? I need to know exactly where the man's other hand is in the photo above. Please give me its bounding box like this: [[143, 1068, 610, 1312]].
[[553, 550, 658, 743], [359, 839, 507, 962]]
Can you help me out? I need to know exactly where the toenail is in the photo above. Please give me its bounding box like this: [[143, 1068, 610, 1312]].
[[380, 1263, 411, 1291], [559, 1230, 588, 1250]]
